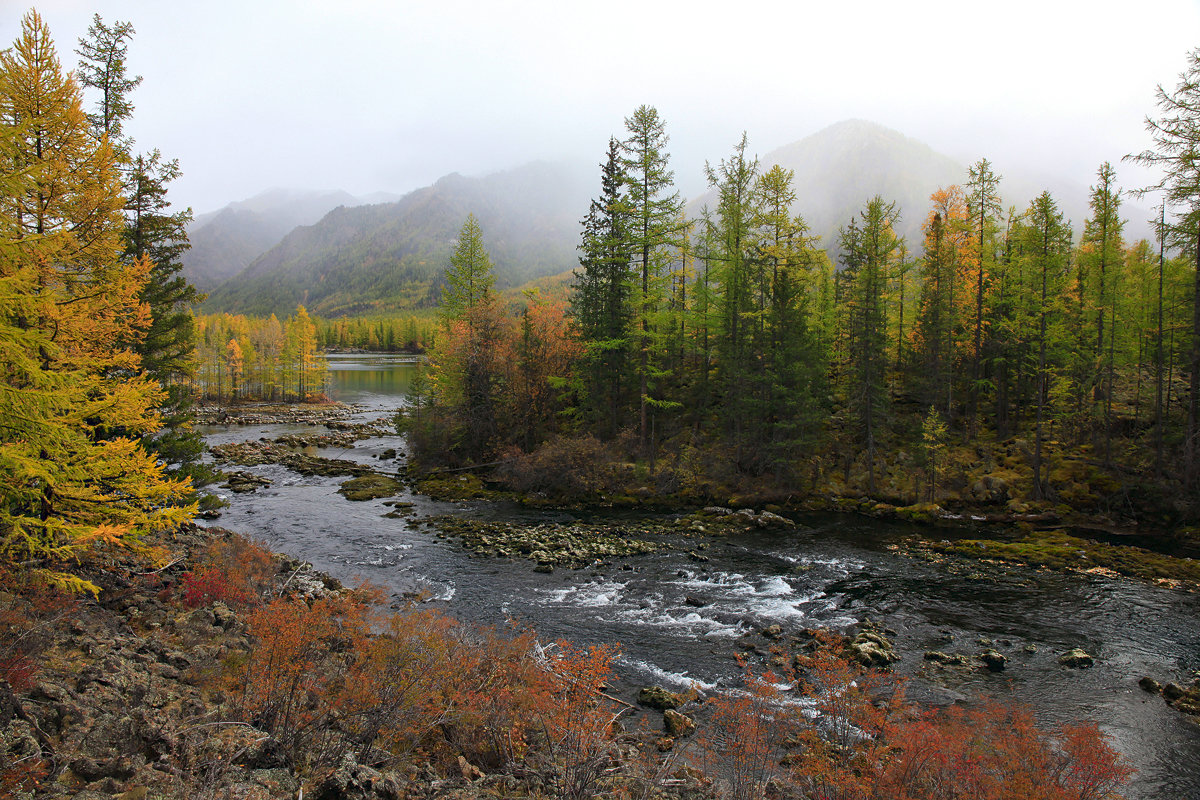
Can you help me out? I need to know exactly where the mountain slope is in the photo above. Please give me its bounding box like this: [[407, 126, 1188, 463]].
[[184, 189, 385, 293], [203, 162, 592, 317], [702, 120, 1153, 254], [689, 120, 965, 252]]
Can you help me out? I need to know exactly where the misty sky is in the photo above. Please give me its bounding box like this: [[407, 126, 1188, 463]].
[[9, 0, 1200, 215]]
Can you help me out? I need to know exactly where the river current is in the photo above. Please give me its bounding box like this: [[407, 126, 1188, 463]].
[[199, 353, 1200, 798]]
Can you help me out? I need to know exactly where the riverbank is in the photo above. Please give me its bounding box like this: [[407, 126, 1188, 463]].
[[200, 402, 1200, 587], [2, 520, 1149, 799], [0, 524, 715, 799]]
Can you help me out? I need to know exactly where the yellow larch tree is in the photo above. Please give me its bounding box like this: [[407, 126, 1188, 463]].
[[0, 11, 193, 595]]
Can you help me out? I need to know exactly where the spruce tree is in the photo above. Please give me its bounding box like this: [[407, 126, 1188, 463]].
[[753, 164, 824, 476], [74, 14, 140, 144], [621, 105, 683, 454], [434, 215, 502, 459], [839, 197, 900, 495], [572, 139, 632, 438], [705, 133, 761, 460], [1017, 192, 1072, 499], [965, 159, 1003, 431]]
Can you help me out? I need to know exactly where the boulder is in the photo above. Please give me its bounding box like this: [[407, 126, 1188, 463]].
[[1163, 682, 1185, 701], [638, 686, 685, 710], [978, 649, 1007, 671], [1058, 648, 1095, 668], [338, 475, 402, 501], [923, 650, 970, 667], [847, 627, 899, 668], [663, 708, 695, 737], [1138, 676, 1162, 694], [754, 511, 796, 528]]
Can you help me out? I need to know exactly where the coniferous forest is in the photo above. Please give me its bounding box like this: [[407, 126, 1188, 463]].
[[4, 6, 1200, 800], [407, 104, 1200, 531]]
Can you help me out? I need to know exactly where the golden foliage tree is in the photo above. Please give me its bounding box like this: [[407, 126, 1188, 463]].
[[0, 11, 192, 594]]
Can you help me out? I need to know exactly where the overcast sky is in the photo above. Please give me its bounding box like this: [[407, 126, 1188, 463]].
[[7, 0, 1199, 215]]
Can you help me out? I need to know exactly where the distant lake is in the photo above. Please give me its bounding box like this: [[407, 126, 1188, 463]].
[[325, 352, 420, 408]]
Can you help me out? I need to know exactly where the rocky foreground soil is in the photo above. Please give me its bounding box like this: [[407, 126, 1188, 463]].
[[0, 525, 720, 800]]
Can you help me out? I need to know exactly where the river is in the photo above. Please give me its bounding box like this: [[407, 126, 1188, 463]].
[[199, 353, 1200, 798]]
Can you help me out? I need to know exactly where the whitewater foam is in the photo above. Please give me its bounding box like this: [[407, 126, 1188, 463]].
[[618, 657, 719, 691]]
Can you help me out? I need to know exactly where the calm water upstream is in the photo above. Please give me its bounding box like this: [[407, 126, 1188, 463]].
[[199, 353, 1200, 798]]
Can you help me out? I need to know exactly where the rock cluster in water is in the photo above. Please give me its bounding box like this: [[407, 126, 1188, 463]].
[[195, 404, 358, 426], [220, 470, 272, 494], [338, 475, 404, 501], [845, 621, 901, 668], [421, 516, 662, 570], [676, 506, 798, 534], [210, 439, 375, 478]]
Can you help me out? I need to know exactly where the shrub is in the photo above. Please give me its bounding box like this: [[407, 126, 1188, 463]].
[[534, 641, 622, 800], [235, 594, 372, 770], [699, 665, 789, 800], [495, 435, 623, 498], [180, 533, 276, 611], [878, 703, 1133, 800], [695, 633, 1131, 800]]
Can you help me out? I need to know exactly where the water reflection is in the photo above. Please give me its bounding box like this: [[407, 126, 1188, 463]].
[[325, 353, 419, 408]]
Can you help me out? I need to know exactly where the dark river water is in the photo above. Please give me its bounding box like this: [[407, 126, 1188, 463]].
[[199, 353, 1200, 798]]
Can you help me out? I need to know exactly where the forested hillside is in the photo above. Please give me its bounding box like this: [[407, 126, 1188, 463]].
[[202, 162, 592, 317], [183, 188, 390, 292]]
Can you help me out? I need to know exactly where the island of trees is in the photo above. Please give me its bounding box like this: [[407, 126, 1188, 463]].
[[405, 101, 1200, 532]]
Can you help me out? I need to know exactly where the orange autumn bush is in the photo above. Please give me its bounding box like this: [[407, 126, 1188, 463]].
[[532, 641, 622, 799], [181, 533, 275, 611], [234, 593, 623, 785], [236, 594, 373, 770], [877, 703, 1133, 800], [697, 634, 1131, 800]]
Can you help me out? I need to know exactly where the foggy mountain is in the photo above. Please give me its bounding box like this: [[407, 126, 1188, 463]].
[[201, 161, 593, 317], [183, 188, 401, 293], [696, 120, 1155, 258], [198, 121, 1157, 317]]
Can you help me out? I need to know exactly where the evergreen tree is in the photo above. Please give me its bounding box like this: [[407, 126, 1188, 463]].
[[440, 213, 495, 324], [433, 215, 503, 459], [753, 164, 825, 475], [913, 186, 969, 415], [1016, 192, 1073, 499], [621, 105, 683, 454], [571, 138, 632, 438], [1079, 162, 1125, 462], [1127, 47, 1200, 492], [125, 150, 203, 466], [965, 159, 1003, 430], [706, 133, 761, 460], [839, 197, 900, 495], [74, 14, 140, 144]]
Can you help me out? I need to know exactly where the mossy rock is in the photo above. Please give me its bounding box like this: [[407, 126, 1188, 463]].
[[663, 708, 695, 736], [638, 686, 685, 710], [338, 474, 403, 501], [1058, 648, 1095, 668]]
